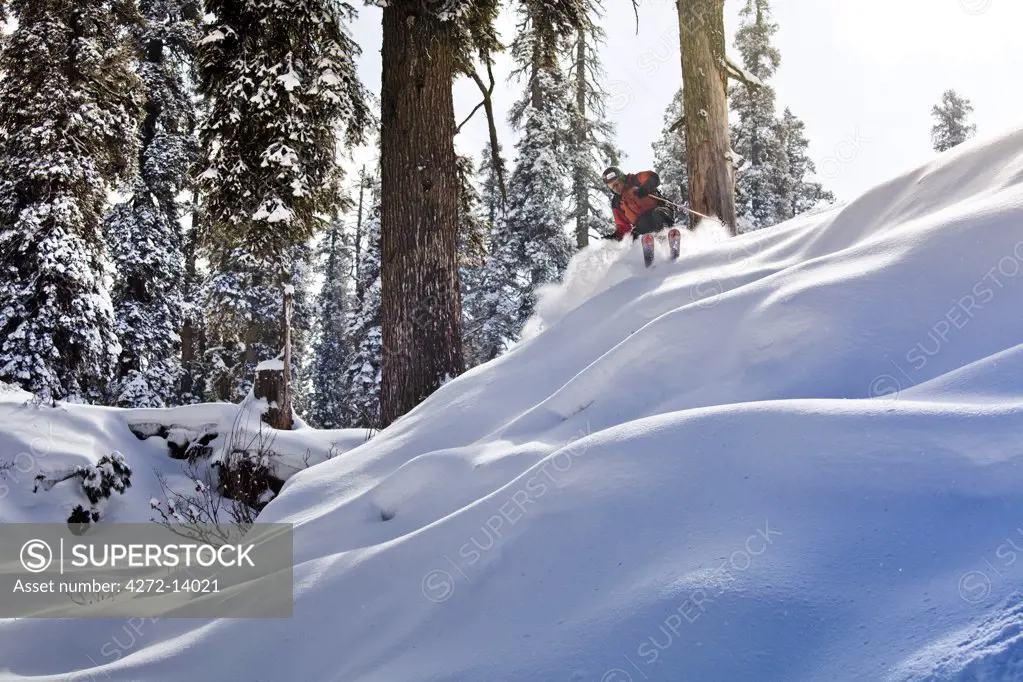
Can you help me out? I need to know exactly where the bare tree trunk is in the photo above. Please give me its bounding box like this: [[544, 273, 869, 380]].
[[354, 165, 365, 300], [280, 287, 293, 427], [180, 224, 197, 367], [677, 0, 737, 234], [379, 1, 465, 427], [573, 29, 589, 250], [180, 213, 201, 400], [465, 64, 505, 204]]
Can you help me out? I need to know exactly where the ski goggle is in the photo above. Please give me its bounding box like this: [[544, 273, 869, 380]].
[[604, 176, 625, 193]]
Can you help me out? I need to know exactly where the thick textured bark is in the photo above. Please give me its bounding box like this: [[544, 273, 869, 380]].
[[678, 0, 737, 234], [379, 2, 465, 427], [573, 31, 589, 250]]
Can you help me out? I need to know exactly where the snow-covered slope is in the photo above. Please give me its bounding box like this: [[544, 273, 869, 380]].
[[5, 128, 1023, 681]]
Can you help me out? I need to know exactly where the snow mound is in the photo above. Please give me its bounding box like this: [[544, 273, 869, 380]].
[[0, 380, 33, 401], [0, 398, 367, 526], [5, 128, 1023, 681]]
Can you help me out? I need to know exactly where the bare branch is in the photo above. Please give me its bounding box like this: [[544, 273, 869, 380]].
[[463, 56, 507, 203], [457, 100, 487, 132]]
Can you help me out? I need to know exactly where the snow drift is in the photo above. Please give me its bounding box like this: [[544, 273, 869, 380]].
[[0, 395, 369, 525], [5, 128, 1023, 681]]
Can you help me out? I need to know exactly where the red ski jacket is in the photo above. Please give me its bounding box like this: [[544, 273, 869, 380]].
[[611, 171, 661, 240]]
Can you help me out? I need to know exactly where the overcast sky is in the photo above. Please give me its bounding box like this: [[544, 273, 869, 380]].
[[348, 0, 1023, 203]]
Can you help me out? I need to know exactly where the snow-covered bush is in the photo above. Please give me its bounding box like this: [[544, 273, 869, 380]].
[[78, 453, 133, 504], [33, 452, 133, 526]]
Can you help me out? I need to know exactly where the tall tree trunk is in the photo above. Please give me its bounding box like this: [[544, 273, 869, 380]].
[[677, 0, 737, 234], [379, 2, 465, 427], [354, 165, 365, 300], [573, 30, 589, 250], [179, 216, 202, 403]]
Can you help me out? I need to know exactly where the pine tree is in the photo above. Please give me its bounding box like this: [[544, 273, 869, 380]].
[[504, 0, 574, 326], [777, 108, 834, 218], [0, 1, 143, 400], [729, 0, 790, 231], [340, 182, 383, 428], [457, 155, 489, 274], [201, 243, 316, 402], [479, 140, 506, 229], [931, 89, 977, 153], [196, 0, 370, 402], [653, 89, 689, 215], [309, 217, 354, 428], [352, 167, 372, 302], [567, 6, 620, 249], [287, 242, 317, 411], [105, 0, 201, 407], [473, 237, 526, 363], [464, 143, 522, 365], [457, 154, 491, 368]]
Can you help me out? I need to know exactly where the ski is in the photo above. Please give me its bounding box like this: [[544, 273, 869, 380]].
[[668, 227, 681, 261], [641, 233, 655, 268]]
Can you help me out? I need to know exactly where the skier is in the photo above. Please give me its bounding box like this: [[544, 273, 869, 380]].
[[602, 166, 675, 242]]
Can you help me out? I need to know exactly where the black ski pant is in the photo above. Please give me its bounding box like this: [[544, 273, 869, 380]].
[[630, 206, 674, 240]]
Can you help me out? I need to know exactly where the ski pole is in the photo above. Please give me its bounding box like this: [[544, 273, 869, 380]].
[[652, 195, 715, 222]]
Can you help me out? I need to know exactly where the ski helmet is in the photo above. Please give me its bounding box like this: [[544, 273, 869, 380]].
[[602, 166, 623, 186]]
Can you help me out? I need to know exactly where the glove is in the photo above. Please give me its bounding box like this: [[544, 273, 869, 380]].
[[635, 186, 649, 198]]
